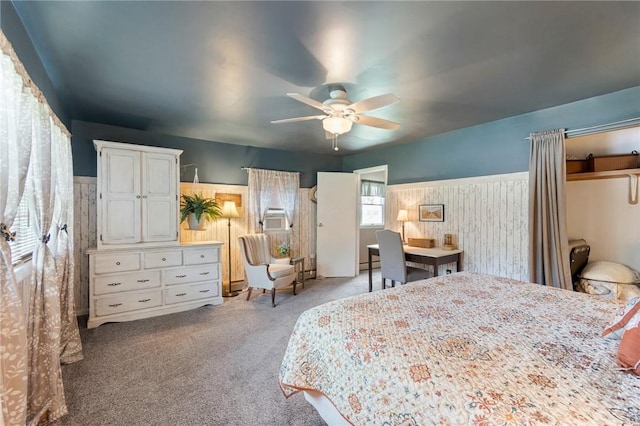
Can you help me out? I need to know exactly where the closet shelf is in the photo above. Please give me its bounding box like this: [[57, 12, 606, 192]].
[[566, 168, 640, 181]]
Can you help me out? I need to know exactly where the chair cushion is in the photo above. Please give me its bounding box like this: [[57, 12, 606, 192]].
[[269, 263, 295, 279]]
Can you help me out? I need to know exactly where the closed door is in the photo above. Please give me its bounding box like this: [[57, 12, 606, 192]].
[[100, 148, 142, 245], [316, 172, 359, 277], [142, 152, 178, 242]]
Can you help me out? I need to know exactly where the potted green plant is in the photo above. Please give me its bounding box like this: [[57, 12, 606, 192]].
[[180, 193, 222, 230]]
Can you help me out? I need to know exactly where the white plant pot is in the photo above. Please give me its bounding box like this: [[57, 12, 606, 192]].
[[187, 213, 205, 230]]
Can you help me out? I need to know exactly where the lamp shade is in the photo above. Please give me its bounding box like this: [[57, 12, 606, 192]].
[[221, 201, 240, 218], [322, 116, 353, 135], [396, 209, 408, 222]]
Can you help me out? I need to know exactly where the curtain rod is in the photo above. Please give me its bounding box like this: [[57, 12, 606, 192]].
[[240, 167, 300, 174], [524, 116, 640, 141]]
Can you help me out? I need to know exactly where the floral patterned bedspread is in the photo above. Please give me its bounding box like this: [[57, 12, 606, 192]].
[[279, 272, 640, 425]]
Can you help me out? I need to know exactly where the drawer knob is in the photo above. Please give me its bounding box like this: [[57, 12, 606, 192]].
[[116, 261, 121, 266], [138, 298, 151, 303], [162, 257, 166, 261], [176, 274, 187, 278], [200, 255, 205, 258], [199, 272, 209, 276], [176, 293, 187, 297], [199, 289, 210, 293], [108, 303, 122, 308], [107, 282, 122, 287], [137, 279, 150, 283]]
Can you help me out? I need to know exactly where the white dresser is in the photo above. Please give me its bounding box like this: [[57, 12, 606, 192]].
[[87, 242, 223, 329], [88, 140, 224, 328]]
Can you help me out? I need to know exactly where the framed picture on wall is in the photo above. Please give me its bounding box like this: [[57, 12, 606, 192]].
[[419, 204, 444, 222]]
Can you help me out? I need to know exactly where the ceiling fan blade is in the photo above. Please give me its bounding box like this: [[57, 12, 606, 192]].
[[287, 93, 329, 112], [349, 94, 399, 114], [355, 115, 400, 130], [271, 115, 326, 124]]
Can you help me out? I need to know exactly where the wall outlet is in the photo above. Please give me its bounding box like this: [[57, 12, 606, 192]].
[[446, 269, 452, 275]]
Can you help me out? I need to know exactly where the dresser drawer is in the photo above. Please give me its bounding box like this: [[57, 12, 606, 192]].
[[144, 250, 183, 269], [94, 271, 161, 295], [184, 248, 219, 265], [95, 290, 162, 316], [163, 264, 219, 285], [164, 282, 219, 305], [94, 252, 141, 274]]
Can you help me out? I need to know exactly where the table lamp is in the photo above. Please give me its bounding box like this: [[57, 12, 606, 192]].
[[397, 209, 408, 242]]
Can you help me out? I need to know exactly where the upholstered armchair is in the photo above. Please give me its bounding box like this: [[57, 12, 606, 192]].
[[238, 234, 296, 307]]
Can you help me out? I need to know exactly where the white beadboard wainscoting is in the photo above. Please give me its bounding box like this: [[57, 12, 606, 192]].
[[72, 177, 315, 315], [386, 172, 529, 281]]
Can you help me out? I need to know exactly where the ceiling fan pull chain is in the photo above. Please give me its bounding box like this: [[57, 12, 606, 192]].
[[332, 134, 339, 151]]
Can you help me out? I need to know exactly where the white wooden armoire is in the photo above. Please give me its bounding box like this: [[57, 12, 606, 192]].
[[87, 140, 223, 328]]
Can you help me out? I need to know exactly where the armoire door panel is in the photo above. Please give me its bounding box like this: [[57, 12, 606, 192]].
[[144, 153, 175, 196], [104, 199, 141, 244], [104, 149, 140, 194], [143, 198, 177, 242]]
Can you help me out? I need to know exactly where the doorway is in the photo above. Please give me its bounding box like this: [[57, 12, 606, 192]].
[[354, 165, 388, 270]]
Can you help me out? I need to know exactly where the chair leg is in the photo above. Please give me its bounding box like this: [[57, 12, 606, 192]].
[[246, 287, 253, 301], [293, 280, 297, 296], [271, 288, 276, 307], [392, 280, 395, 288]]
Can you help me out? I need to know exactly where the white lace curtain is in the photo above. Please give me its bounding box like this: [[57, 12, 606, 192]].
[[276, 170, 300, 254], [0, 33, 32, 426], [248, 168, 279, 234], [0, 30, 82, 426], [247, 168, 299, 252]]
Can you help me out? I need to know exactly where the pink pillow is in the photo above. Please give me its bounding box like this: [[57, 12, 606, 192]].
[[603, 297, 640, 339], [618, 326, 640, 375]]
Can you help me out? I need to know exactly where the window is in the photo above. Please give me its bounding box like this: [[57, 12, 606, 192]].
[[9, 193, 38, 264], [360, 180, 385, 227]]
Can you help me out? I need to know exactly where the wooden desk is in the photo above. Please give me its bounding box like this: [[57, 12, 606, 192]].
[[367, 244, 463, 292]]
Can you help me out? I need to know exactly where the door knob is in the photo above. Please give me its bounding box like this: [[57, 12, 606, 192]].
[[318, 223, 323, 227]]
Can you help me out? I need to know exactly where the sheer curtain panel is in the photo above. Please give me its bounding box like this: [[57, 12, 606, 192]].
[[528, 129, 572, 290], [53, 126, 82, 364], [0, 32, 33, 426], [248, 168, 279, 233], [1, 29, 81, 425], [275, 171, 300, 254]]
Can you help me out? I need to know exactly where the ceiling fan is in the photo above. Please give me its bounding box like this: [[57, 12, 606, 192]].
[[271, 85, 400, 150]]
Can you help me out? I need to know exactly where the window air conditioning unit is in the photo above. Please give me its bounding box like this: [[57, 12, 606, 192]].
[[264, 215, 287, 231]]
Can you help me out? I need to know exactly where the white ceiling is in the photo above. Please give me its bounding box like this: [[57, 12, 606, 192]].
[[12, 1, 640, 154]]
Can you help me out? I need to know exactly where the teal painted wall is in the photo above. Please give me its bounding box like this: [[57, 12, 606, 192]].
[[1, 2, 69, 126], [72, 121, 343, 188], [343, 86, 640, 185], [5, 1, 639, 188]]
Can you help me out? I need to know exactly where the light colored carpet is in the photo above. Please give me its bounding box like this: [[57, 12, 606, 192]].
[[61, 271, 380, 425]]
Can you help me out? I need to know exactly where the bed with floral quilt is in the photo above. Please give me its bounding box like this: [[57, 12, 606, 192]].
[[279, 272, 640, 425]]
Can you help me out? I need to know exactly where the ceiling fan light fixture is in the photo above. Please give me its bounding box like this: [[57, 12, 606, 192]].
[[322, 116, 353, 135]]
